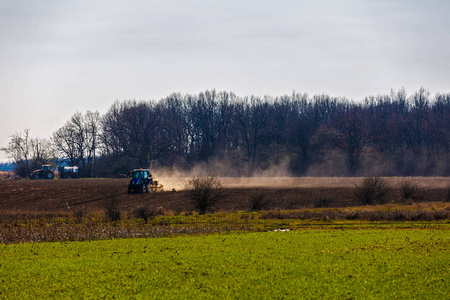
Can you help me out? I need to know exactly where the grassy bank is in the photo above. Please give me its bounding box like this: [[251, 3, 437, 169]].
[[0, 229, 448, 299], [0, 202, 448, 244]]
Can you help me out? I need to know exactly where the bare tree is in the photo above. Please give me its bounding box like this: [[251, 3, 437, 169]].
[[101, 100, 172, 172], [52, 111, 101, 177], [235, 96, 273, 174], [1, 129, 53, 177], [331, 104, 371, 175], [84, 111, 101, 176]]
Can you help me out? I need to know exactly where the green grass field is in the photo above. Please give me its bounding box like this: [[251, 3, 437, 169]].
[[0, 229, 448, 299]]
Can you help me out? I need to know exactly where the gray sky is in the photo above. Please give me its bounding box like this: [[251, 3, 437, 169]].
[[1, 0, 449, 162]]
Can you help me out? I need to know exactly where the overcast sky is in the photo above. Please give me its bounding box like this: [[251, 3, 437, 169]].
[[1, 0, 449, 162]]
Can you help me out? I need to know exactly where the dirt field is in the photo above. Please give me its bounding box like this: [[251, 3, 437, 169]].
[[0, 177, 448, 214]]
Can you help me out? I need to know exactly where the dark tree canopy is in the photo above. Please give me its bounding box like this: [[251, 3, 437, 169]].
[[3, 88, 450, 177]]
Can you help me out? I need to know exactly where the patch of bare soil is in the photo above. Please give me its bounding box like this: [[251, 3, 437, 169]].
[[0, 177, 448, 214]]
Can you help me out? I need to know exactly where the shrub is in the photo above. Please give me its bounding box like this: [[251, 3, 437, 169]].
[[354, 177, 391, 205], [248, 192, 271, 211], [183, 176, 225, 214], [134, 206, 154, 224], [73, 208, 84, 223], [103, 193, 121, 222], [155, 206, 167, 216], [260, 211, 290, 220], [400, 181, 423, 204]]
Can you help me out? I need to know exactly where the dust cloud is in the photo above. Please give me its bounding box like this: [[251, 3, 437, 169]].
[[152, 156, 450, 190], [150, 156, 295, 190], [148, 153, 450, 190]]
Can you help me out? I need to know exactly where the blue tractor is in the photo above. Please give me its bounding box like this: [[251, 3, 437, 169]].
[[128, 169, 152, 193]]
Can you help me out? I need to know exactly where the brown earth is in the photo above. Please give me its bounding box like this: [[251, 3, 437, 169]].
[[0, 177, 448, 214]]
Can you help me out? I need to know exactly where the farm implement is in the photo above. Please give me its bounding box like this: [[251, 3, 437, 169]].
[[150, 179, 164, 191], [58, 166, 80, 179]]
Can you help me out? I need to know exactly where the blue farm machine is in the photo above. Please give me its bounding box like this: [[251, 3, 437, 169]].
[[127, 169, 163, 193], [58, 166, 80, 179]]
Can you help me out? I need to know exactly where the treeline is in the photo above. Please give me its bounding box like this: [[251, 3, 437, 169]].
[[2, 88, 450, 177]]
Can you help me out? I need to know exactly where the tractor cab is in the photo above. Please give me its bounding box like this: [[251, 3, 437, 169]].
[[42, 165, 51, 171], [129, 169, 151, 180]]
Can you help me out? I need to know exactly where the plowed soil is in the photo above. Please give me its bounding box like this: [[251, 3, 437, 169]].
[[0, 177, 448, 213]]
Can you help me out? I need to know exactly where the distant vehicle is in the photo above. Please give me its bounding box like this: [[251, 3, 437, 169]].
[[128, 169, 152, 193], [30, 165, 54, 180], [59, 166, 80, 179], [109, 172, 127, 178]]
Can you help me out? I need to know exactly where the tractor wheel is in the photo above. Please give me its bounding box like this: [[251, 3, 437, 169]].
[[145, 184, 149, 193], [32, 174, 40, 180], [46, 172, 54, 180], [141, 184, 145, 193]]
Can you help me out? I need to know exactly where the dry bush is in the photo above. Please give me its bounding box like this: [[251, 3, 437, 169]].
[[103, 193, 121, 222], [155, 206, 167, 216], [183, 176, 225, 214], [400, 181, 424, 204], [240, 214, 255, 220], [354, 177, 391, 205], [260, 206, 449, 221], [73, 208, 84, 223], [260, 211, 290, 220], [248, 192, 271, 211], [134, 206, 154, 224]]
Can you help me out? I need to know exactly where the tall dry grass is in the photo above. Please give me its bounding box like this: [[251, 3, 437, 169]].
[[0, 202, 448, 244], [261, 202, 450, 221]]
